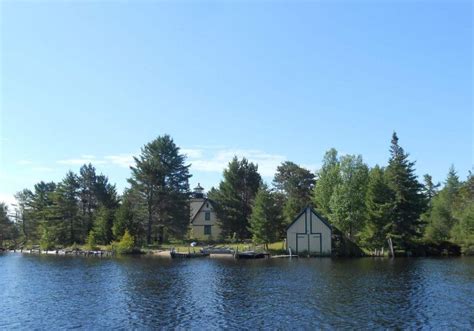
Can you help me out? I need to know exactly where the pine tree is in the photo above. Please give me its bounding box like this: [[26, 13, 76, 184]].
[[128, 135, 191, 244], [208, 157, 261, 239], [78, 164, 118, 240], [313, 148, 341, 217], [14, 189, 34, 243], [450, 172, 474, 250], [54, 171, 80, 244], [423, 174, 440, 205], [0, 202, 18, 248], [93, 206, 114, 245], [79, 164, 98, 237], [248, 185, 283, 248], [273, 161, 315, 224], [29, 182, 58, 245], [361, 166, 394, 248], [385, 132, 426, 249], [113, 189, 146, 245], [425, 166, 462, 242]]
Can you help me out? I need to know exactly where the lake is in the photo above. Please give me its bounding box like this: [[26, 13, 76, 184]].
[[0, 253, 473, 330]]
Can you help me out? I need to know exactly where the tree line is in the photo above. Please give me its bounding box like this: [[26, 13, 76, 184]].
[[1, 132, 472, 254]]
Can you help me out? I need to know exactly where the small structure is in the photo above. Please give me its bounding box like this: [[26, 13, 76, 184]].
[[189, 183, 222, 240], [286, 206, 332, 256]]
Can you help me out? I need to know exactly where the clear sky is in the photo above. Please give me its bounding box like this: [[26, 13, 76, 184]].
[[0, 0, 472, 206]]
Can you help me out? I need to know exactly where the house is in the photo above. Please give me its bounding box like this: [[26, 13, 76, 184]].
[[286, 206, 332, 256], [189, 183, 222, 240]]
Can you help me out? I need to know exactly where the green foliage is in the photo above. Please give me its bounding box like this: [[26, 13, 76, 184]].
[[424, 169, 474, 252], [249, 185, 283, 247], [85, 230, 99, 251], [78, 164, 118, 240], [14, 189, 36, 243], [114, 230, 135, 254], [54, 171, 80, 244], [113, 191, 144, 244], [328, 155, 369, 240], [128, 135, 191, 244], [360, 166, 394, 248], [93, 206, 114, 245], [313, 148, 341, 217], [424, 167, 461, 241], [273, 161, 315, 224], [0, 202, 19, 247], [39, 225, 57, 250], [423, 174, 440, 204], [384, 132, 427, 249], [9, 133, 472, 254], [208, 157, 262, 239]]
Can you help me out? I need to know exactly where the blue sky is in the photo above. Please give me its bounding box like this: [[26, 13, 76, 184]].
[[0, 0, 472, 206]]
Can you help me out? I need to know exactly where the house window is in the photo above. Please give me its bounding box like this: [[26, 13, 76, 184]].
[[204, 225, 212, 235], [205, 211, 211, 221]]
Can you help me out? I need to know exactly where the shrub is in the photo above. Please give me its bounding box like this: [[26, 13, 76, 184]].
[[85, 230, 99, 251], [40, 227, 56, 251], [113, 230, 135, 254]]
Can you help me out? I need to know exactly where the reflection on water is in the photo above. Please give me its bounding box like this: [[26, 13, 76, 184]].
[[0, 254, 473, 329]]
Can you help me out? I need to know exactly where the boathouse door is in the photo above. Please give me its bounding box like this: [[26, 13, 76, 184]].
[[297, 234, 309, 253], [310, 234, 321, 254], [297, 234, 322, 254]]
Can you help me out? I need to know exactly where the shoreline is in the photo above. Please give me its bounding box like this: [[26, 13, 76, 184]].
[[2, 249, 468, 259]]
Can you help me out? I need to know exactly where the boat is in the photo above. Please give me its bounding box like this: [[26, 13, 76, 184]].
[[170, 250, 210, 259], [201, 247, 235, 255], [234, 251, 269, 259]]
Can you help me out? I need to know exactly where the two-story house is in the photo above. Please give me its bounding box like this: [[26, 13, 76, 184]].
[[189, 183, 222, 240]]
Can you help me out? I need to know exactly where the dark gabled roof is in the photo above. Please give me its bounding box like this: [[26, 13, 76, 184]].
[[286, 205, 332, 231], [190, 199, 205, 223], [190, 198, 216, 224]]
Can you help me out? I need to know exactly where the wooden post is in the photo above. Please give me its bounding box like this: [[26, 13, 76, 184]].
[[388, 237, 394, 258]]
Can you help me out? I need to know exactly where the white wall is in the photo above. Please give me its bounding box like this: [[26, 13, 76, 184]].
[[287, 207, 331, 255]]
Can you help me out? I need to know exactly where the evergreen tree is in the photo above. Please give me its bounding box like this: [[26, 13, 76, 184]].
[[444, 165, 461, 205], [78, 164, 118, 241], [113, 189, 146, 245], [29, 182, 58, 244], [85, 230, 98, 250], [14, 189, 34, 243], [93, 206, 114, 245], [425, 166, 462, 242], [54, 171, 80, 244], [273, 161, 315, 223], [79, 164, 99, 238], [423, 174, 440, 205], [328, 155, 369, 240], [313, 148, 341, 217], [385, 132, 426, 249], [450, 172, 474, 250], [248, 185, 283, 248], [208, 157, 261, 239], [0, 202, 17, 248], [361, 166, 394, 248], [128, 135, 191, 244]]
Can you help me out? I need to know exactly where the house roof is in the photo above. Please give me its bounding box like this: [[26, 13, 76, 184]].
[[286, 205, 332, 231], [190, 198, 216, 223], [190, 199, 205, 222]]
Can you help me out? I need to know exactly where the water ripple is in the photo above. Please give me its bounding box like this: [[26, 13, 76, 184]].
[[0, 254, 473, 330]]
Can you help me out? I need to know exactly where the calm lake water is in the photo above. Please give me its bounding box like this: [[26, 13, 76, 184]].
[[0, 253, 473, 330]]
